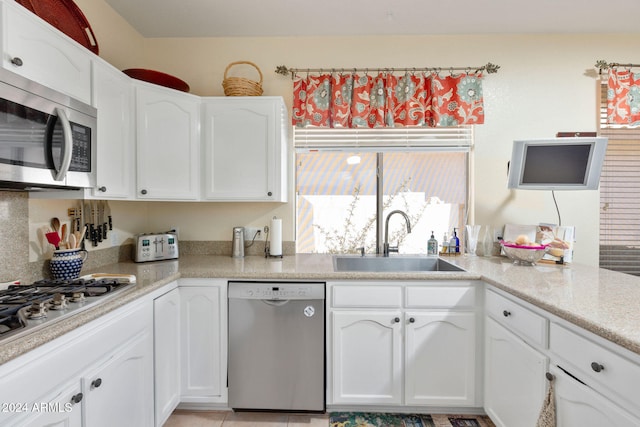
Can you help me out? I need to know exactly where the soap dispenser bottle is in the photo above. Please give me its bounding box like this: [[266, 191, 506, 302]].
[[427, 231, 438, 255], [450, 228, 460, 253], [442, 232, 449, 253]]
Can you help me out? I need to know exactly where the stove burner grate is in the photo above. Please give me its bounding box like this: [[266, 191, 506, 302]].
[[0, 276, 132, 339]]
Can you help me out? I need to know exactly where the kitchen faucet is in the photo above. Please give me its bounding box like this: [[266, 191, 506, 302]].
[[383, 210, 412, 256]]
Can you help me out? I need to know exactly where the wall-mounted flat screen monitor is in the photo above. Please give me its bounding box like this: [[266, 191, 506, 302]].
[[507, 137, 608, 190]]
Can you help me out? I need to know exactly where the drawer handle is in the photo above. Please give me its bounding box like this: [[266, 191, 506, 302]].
[[591, 362, 605, 373], [91, 378, 103, 388], [393, 317, 400, 323], [70, 393, 83, 404], [409, 317, 416, 323], [503, 310, 511, 317], [10, 57, 23, 67]]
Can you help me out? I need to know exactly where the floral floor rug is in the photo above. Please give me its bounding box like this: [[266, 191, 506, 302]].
[[329, 412, 496, 427]]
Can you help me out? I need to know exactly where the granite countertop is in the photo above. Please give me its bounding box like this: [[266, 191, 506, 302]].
[[3, 253, 640, 365]]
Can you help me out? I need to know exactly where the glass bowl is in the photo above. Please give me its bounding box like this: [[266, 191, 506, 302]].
[[501, 242, 549, 265]]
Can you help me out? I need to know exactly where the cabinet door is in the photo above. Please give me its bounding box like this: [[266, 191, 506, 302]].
[[484, 317, 548, 427], [136, 83, 200, 200], [202, 97, 287, 202], [331, 311, 402, 405], [180, 284, 226, 403], [89, 60, 135, 199], [3, 3, 92, 103], [154, 288, 181, 425], [83, 330, 154, 427], [551, 365, 640, 426], [21, 381, 83, 427], [405, 311, 476, 406]]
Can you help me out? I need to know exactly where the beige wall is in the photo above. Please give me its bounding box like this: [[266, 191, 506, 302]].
[[68, 0, 640, 265]]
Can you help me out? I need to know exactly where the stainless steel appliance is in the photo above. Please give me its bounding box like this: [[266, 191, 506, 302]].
[[228, 281, 325, 412], [134, 232, 179, 262], [0, 67, 96, 190], [0, 275, 134, 344], [231, 226, 245, 258]]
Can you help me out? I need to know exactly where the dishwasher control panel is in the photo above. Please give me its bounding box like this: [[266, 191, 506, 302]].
[[228, 281, 325, 300]]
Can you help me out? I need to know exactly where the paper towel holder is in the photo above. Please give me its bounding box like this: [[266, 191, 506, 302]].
[[263, 223, 284, 259]]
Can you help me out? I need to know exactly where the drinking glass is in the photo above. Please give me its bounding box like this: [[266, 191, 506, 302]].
[[465, 225, 481, 255]]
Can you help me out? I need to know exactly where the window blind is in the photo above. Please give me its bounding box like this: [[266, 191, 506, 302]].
[[293, 126, 473, 152], [599, 83, 640, 276]]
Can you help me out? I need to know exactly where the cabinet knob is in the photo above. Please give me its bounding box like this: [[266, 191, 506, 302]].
[[98, 186, 107, 192], [10, 57, 23, 67], [393, 317, 400, 323], [503, 310, 511, 317], [591, 362, 605, 373], [409, 317, 416, 323], [91, 378, 102, 388], [140, 189, 147, 195], [267, 191, 273, 197], [70, 393, 83, 404]]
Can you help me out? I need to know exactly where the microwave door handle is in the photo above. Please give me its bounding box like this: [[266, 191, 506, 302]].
[[53, 107, 73, 182]]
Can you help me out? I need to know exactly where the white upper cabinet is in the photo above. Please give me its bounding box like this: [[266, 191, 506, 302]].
[[2, 1, 92, 104], [135, 82, 201, 200], [89, 59, 135, 199], [202, 97, 288, 202]]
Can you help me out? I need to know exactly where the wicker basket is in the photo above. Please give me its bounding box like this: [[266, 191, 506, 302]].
[[222, 61, 263, 96]]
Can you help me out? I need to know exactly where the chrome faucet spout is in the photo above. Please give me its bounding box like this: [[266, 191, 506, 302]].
[[383, 210, 412, 256]]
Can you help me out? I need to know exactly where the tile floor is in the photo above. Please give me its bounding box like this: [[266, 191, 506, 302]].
[[164, 410, 328, 427], [163, 410, 495, 427]]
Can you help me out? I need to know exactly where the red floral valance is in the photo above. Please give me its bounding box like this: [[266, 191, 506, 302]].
[[292, 71, 485, 128], [607, 68, 640, 125]]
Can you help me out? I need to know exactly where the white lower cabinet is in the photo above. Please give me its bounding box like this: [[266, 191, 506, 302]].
[[179, 279, 228, 405], [551, 364, 640, 426], [332, 310, 403, 405], [0, 298, 154, 427], [82, 329, 154, 427], [549, 321, 640, 424], [328, 281, 479, 408], [484, 316, 548, 427], [20, 381, 83, 427], [405, 311, 476, 406], [154, 287, 181, 426]]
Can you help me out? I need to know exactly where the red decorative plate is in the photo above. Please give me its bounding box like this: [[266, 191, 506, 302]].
[[15, 0, 99, 55], [122, 69, 191, 93]]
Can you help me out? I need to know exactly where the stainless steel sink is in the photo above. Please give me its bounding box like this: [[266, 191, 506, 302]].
[[332, 256, 465, 272]]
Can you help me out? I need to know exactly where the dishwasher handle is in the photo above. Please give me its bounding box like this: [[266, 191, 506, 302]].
[[262, 299, 291, 307]]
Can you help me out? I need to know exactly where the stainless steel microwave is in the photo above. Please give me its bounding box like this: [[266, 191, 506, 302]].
[[0, 68, 96, 190]]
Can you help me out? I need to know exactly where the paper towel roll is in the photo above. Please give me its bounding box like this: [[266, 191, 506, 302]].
[[270, 217, 282, 256]]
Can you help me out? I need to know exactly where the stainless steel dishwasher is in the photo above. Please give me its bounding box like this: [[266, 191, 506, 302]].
[[228, 281, 325, 412]]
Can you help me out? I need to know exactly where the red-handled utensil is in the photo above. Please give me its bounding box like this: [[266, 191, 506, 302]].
[[45, 231, 61, 249]]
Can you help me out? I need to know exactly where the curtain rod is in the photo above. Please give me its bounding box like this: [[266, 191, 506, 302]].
[[596, 60, 640, 73], [274, 62, 500, 78]]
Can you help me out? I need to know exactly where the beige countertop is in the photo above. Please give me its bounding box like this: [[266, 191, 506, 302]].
[[3, 253, 640, 365]]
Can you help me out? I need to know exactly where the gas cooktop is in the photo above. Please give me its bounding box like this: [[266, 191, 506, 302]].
[[0, 275, 135, 344]]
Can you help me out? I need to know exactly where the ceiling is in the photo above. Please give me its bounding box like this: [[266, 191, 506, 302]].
[[104, 0, 640, 38]]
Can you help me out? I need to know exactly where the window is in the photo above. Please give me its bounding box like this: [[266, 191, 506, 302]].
[[295, 127, 471, 254], [599, 84, 640, 275]]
